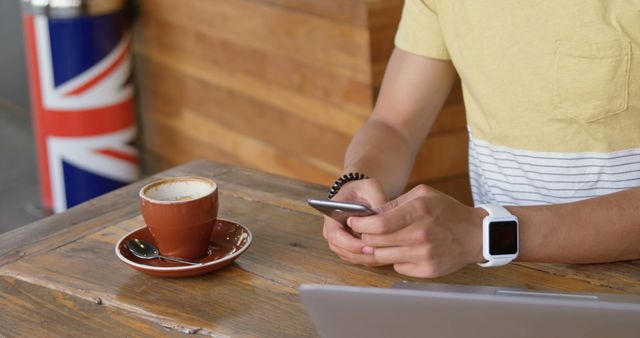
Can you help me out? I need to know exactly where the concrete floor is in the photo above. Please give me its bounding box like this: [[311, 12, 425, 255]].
[[0, 101, 44, 234]]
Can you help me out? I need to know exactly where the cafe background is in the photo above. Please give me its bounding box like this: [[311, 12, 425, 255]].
[[0, 0, 470, 234], [0, 0, 41, 232]]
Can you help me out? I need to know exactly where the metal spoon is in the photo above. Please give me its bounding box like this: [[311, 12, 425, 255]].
[[127, 239, 203, 266]]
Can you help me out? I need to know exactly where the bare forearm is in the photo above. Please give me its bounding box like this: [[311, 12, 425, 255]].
[[342, 49, 456, 199], [508, 187, 640, 263], [344, 118, 415, 199]]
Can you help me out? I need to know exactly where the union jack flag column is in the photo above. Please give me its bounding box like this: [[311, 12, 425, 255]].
[[22, 0, 139, 213]]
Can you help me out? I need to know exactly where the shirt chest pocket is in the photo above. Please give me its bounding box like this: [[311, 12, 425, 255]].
[[553, 40, 631, 122]]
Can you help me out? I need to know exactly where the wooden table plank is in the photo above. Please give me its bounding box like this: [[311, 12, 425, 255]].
[[0, 193, 631, 336], [517, 261, 640, 294], [0, 276, 185, 337], [1, 160, 638, 337], [1, 219, 315, 338]]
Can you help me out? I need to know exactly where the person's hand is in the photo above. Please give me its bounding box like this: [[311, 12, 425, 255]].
[[349, 184, 485, 278], [322, 178, 387, 266]]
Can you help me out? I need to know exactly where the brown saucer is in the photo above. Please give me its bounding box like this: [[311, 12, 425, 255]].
[[115, 219, 252, 277]]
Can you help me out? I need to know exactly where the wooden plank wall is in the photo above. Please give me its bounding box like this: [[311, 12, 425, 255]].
[[134, 0, 471, 204]]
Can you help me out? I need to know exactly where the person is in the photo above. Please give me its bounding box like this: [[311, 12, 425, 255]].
[[322, 0, 640, 278]]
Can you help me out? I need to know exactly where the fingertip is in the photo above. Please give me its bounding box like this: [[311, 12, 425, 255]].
[[350, 215, 381, 234], [362, 246, 374, 254], [347, 216, 364, 233]]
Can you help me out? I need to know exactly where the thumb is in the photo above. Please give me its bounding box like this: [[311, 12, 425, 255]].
[[354, 179, 387, 208], [374, 184, 430, 214], [336, 178, 387, 208]]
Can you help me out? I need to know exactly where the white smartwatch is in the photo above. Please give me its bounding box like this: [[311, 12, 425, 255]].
[[477, 204, 519, 267]]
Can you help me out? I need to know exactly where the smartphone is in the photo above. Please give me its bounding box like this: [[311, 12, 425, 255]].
[[307, 198, 376, 226]]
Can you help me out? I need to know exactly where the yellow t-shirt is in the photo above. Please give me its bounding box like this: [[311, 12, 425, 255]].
[[395, 0, 640, 206]]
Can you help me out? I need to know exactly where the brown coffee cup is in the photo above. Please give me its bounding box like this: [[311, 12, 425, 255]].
[[139, 176, 218, 259]]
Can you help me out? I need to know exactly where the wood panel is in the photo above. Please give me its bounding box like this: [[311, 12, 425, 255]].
[[411, 130, 469, 182], [138, 0, 371, 82], [247, 0, 369, 26], [367, 0, 404, 85], [427, 175, 474, 206], [135, 0, 470, 201], [135, 12, 374, 121]]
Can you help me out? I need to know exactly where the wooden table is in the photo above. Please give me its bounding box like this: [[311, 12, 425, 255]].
[[1, 160, 638, 337]]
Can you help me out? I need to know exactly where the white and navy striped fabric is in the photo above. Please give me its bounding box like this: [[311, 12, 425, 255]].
[[468, 134, 640, 206]]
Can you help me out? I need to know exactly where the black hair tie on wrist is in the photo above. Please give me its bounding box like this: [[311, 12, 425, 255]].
[[328, 172, 369, 199]]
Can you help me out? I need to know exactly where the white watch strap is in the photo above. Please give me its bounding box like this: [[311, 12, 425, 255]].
[[478, 204, 511, 218], [477, 257, 512, 267]]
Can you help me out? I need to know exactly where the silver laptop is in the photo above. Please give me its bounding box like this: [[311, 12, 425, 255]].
[[299, 282, 640, 338]]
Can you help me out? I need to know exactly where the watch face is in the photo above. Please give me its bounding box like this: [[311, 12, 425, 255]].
[[489, 221, 518, 255]]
